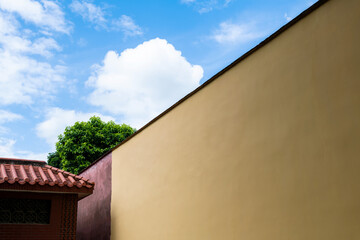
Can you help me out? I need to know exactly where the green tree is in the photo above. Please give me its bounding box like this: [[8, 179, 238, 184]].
[[48, 116, 136, 174], [47, 151, 62, 169]]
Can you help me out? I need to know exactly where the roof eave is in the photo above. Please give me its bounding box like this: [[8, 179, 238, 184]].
[[0, 183, 93, 200]]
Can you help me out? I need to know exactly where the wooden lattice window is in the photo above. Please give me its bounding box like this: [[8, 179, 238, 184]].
[[0, 198, 51, 224]]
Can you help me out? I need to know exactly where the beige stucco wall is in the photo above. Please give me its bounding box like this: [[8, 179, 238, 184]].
[[111, 0, 360, 239]]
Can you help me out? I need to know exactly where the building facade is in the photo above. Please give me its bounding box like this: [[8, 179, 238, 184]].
[[0, 158, 94, 240]]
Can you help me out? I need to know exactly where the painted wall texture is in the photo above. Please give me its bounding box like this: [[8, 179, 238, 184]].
[[111, 0, 360, 239], [77, 153, 112, 240]]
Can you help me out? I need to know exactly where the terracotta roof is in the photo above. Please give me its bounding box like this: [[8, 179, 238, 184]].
[[0, 158, 94, 198]]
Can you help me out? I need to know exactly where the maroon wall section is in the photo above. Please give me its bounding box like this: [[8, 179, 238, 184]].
[[77, 153, 112, 240], [0, 191, 78, 240]]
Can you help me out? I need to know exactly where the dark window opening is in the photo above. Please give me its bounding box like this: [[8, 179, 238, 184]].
[[0, 198, 51, 224]]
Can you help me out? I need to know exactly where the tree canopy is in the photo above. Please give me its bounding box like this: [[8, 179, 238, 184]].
[[47, 116, 136, 174]]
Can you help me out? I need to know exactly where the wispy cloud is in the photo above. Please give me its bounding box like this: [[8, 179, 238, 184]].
[[284, 13, 292, 22], [112, 15, 143, 37], [0, 111, 44, 160], [181, 0, 196, 3], [181, 0, 231, 13], [69, 0, 106, 28], [0, 110, 22, 123], [211, 21, 265, 44], [0, 137, 48, 160], [77, 37, 87, 47], [224, 0, 232, 6], [69, 1, 143, 37], [0, 110, 22, 134], [0, 33, 61, 57], [0, 138, 16, 157]]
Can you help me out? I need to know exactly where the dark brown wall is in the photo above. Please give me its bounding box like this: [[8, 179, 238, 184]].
[[77, 153, 112, 240], [0, 191, 78, 240]]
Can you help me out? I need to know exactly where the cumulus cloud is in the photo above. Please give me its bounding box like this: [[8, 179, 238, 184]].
[[87, 38, 203, 128], [0, 0, 70, 33], [211, 21, 265, 44], [0, 8, 65, 106], [112, 15, 143, 37], [69, 0, 106, 27], [36, 108, 115, 149]]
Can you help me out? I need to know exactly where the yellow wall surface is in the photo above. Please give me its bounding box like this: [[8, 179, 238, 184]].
[[111, 0, 360, 239]]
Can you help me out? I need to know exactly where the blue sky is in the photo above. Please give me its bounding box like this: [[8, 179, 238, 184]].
[[0, 0, 316, 160]]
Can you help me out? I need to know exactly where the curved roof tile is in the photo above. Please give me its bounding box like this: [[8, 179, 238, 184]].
[[0, 158, 94, 193]]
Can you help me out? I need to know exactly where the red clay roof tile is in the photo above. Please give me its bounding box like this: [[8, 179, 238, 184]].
[[0, 158, 95, 190]]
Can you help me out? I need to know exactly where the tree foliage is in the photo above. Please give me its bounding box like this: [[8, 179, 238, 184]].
[[47, 151, 61, 169], [47, 116, 136, 174]]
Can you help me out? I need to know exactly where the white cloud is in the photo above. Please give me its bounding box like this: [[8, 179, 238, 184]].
[[0, 9, 65, 106], [212, 21, 265, 44], [0, 109, 46, 161], [0, 11, 17, 35], [0, 110, 22, 134], [69, 1, 143, 37], [87, 38, 203, 128], [112, 15, 143, 37], [0, 137, 48, 160], [16, 151, 48, 161], [0, 0, 70, 33], [31, 37, 61, 56], [0, 110, 22, 123], [0, 49, 65, 105], [0, 34, 61, 57], [69, 0, 106, 27], [0, 138, 16, 157], [36, 108, 115, 149]]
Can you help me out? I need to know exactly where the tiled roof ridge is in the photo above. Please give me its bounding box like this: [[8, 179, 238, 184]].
[[0, 159, 94, 190], [0, 157, 46, 166]]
